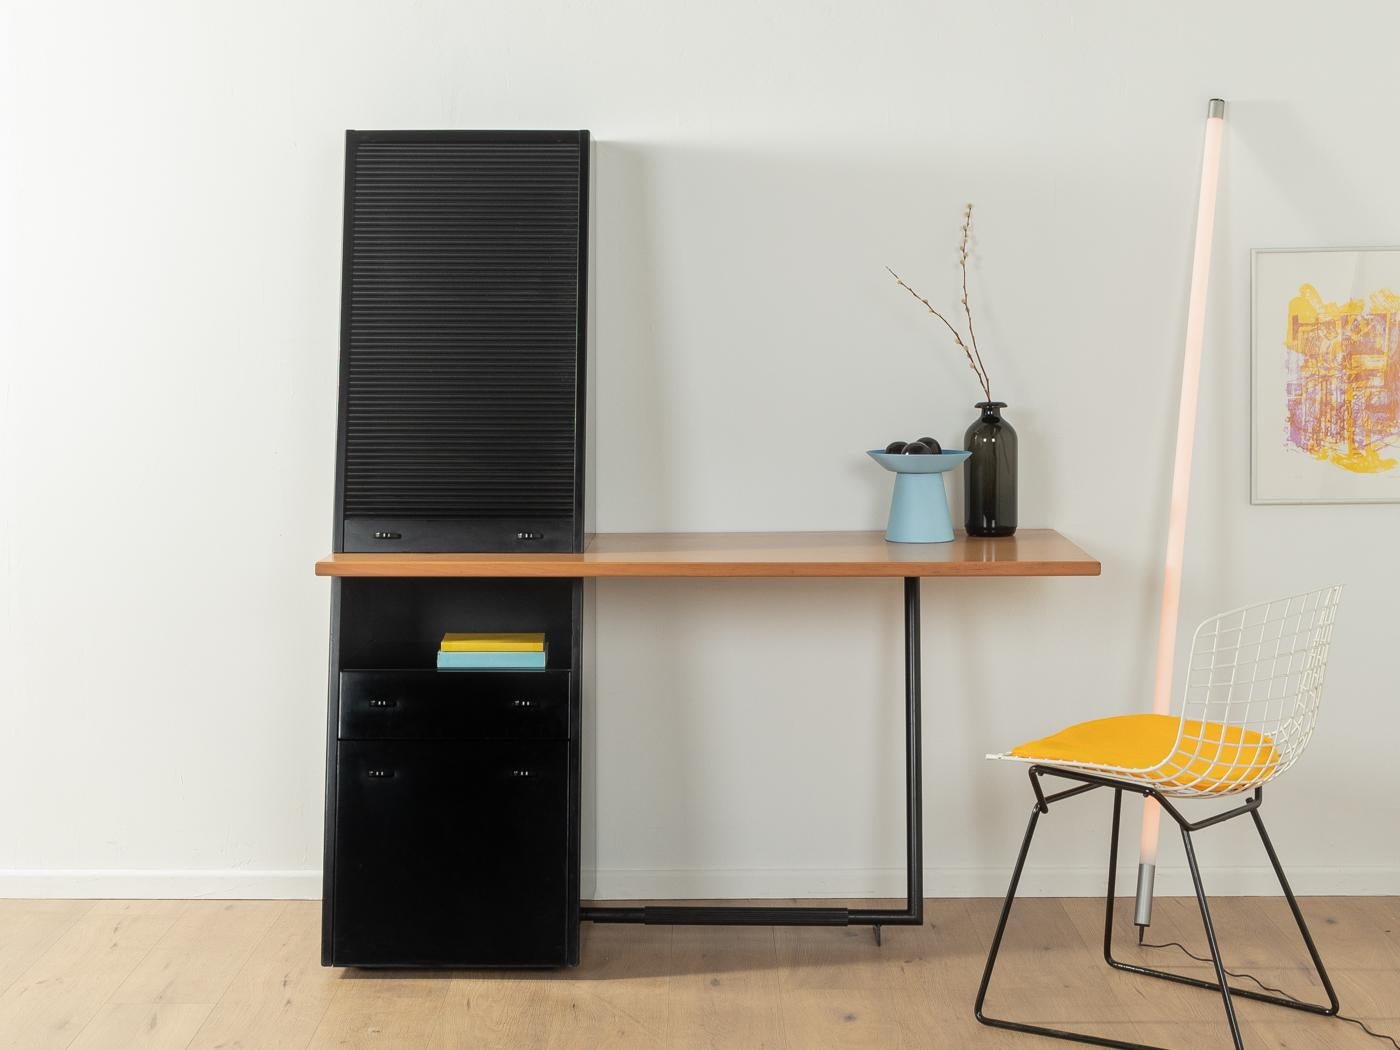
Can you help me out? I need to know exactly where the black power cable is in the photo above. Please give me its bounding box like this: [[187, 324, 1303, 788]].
[[1140, 938, 1399, 1049]]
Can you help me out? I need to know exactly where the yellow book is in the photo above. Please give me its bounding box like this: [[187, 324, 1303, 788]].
[[440, 632, 546, 653]]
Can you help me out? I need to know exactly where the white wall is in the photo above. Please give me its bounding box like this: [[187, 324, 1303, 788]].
[[2, 0, 1398, 900]]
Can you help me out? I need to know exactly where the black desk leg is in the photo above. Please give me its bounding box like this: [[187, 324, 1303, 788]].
[[582, 576, 925, 932]]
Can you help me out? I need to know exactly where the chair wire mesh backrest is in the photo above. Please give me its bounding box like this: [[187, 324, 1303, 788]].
[[1167, 585, 1343, 792]]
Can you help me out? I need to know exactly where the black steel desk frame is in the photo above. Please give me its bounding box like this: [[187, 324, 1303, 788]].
[[581, 577, 924, 935]]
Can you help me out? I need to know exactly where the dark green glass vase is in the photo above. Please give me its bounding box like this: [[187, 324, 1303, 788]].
[[963, 401, 1017, 537]]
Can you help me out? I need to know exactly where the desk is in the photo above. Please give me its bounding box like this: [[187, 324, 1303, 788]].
[[316, 528, 1099, 579], [316, 530, 1099, 961]]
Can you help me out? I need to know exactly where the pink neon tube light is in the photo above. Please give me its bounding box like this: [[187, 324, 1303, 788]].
[[1134, 99, 1226, 931]]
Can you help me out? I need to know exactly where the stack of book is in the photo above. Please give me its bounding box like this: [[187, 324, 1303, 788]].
[[436, 632, 547, 671]]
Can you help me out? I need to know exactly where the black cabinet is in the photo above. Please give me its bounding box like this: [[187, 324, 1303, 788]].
[[324, 130, 591, 969], [323, 578, 583, 968], [332, 739, 569, 967]]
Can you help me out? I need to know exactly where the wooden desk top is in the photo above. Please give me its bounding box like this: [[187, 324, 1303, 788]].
[[315, 529, 1099, 579]]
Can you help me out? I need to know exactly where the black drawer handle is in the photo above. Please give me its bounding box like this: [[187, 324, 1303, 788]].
[[366, 768, 395, 779], [367, 698, 396, 710]]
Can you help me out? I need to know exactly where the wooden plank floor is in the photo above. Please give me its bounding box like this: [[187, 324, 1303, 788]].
[[0, 897, 1395, 1049]]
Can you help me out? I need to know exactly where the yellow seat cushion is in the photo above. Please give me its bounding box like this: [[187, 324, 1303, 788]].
[[1008, 714, 1279, 792]]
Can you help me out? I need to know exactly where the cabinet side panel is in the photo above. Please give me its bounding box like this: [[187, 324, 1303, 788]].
[[565, 578, 586, 965], [580, 132, 595, 548], [321, 578, 343, 964]]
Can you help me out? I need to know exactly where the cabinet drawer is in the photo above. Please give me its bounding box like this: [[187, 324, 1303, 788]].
[[331, 739, 568, 967], [339, 670, 570, 741]]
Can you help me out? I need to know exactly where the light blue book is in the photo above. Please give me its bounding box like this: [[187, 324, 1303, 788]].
[[436, 650, 547, 670]]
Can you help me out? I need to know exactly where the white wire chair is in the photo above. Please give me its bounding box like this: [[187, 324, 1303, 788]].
[[975, 586, 1347, 1050], [989, 585, 1344, 797]]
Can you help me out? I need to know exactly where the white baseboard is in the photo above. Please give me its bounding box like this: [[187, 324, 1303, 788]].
[[3, 864, 1395, 900], [0, 869, 323, 899]]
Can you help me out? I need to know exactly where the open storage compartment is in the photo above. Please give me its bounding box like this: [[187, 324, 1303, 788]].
[[337, 577, 578, 671]]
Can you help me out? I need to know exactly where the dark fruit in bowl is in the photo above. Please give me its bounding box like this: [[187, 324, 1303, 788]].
[[884, 440, 908, 454], [915, 436, 943, 453], [903, 441, 933, 454]]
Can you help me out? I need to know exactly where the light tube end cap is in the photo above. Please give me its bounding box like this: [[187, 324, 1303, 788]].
[[1133, 862, 1157, 928]]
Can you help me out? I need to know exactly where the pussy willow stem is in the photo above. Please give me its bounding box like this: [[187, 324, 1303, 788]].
[[959, 209, 991, 399], [887, 266, 991, 401]]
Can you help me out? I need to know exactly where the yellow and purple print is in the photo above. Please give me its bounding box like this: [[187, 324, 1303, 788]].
[[1285, 283, 1400, 473]]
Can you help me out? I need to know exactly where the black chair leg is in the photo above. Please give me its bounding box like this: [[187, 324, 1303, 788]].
[[973, 804, 1040, 1028], [1181, 826, 1245, 1050], [1104, 809, 1340, 1021], [978, 770, 1344, 1050], [1251, 808, 1340, 1016], [976, 795, 1159, 1050]]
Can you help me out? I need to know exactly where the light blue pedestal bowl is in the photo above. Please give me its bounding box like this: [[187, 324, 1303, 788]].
[[867, 450, 972, 543]]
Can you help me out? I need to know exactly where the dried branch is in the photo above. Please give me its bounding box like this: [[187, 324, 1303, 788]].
[[958, 204, 991, 398], [886, 265, 991, 402]]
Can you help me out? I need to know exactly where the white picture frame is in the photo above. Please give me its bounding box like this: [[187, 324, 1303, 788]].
[[1251, 246, 1400, 504]]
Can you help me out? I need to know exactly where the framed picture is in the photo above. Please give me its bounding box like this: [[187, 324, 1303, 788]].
[[1252, 246, 1400, 504]]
